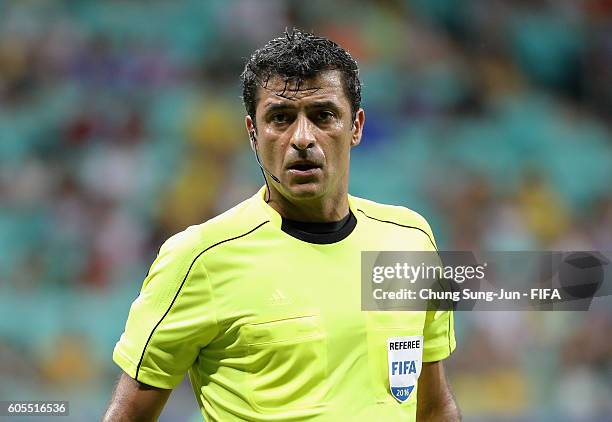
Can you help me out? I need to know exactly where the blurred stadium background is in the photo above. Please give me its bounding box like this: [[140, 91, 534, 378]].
[[1, 0, 611, 421]]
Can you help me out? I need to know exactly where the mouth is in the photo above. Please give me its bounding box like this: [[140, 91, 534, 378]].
[[286, 161, 322, 177]]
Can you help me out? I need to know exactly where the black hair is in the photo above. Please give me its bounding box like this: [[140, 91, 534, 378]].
[[241, 28, 361, 123]]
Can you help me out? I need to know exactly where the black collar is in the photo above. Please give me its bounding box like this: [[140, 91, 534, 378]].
[[281, 210, 357, 244]]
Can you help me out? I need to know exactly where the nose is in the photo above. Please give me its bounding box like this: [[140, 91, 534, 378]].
[[289, 114, 316, 151]]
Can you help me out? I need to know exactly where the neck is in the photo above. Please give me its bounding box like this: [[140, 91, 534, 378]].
[[266, 186, 350, 223]]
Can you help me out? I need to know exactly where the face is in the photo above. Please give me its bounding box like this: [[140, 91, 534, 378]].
[[246, 70, 364, 203]]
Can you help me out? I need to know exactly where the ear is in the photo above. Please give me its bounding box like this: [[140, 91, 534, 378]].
[[350, 108, 365, 147], [245, 115, 256, 152]]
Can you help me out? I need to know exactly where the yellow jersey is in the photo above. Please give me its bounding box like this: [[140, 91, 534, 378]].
[[113, 187, 455, 421]]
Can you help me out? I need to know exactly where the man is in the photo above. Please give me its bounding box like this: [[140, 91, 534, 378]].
[[103, 29, 460, 421]]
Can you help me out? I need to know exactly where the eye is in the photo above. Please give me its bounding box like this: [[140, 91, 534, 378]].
[[317, 111, 335, 122], [271, 113, 289, 124]]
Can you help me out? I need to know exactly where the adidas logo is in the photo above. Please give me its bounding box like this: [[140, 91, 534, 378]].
[[269, 288, 291, 305]]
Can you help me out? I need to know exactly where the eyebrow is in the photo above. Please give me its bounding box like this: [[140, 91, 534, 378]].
[[263, 100, 341, 114], [307, 100, 341, 112], [263, 103, 294, 114]]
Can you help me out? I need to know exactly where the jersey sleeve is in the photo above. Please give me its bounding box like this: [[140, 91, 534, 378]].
[[414, 212, 457, 362], [113, 229, 219, 389], [423, 306, 456, 362]]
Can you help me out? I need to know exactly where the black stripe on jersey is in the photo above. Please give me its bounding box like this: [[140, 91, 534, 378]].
[[356, 208, 437, 251], [435, 277, 453, 357], [448, 307, 452, 356], [135, 220, 270, 382], [357, 208, 454, 355]]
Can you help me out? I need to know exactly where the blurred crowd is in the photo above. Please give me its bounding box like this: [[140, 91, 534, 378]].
[[0, 0, 611, 420]]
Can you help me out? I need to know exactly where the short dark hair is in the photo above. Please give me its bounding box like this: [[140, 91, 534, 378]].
[[241, 29, 361, 122]]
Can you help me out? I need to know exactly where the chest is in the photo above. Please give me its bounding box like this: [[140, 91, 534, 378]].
[[203, 228, 428, 347]]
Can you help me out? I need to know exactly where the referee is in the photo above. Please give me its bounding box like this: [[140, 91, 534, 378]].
[[103, 29, 459, 421]]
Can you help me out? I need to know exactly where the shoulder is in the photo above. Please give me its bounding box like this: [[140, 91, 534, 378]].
[[157, 195, 268, 264], [350, 195, 437, 248]]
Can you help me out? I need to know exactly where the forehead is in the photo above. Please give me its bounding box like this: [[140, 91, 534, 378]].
[[256, 70, 350, 112]]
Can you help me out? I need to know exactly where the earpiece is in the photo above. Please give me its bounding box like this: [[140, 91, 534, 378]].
[[249, 130, 280, 184]]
